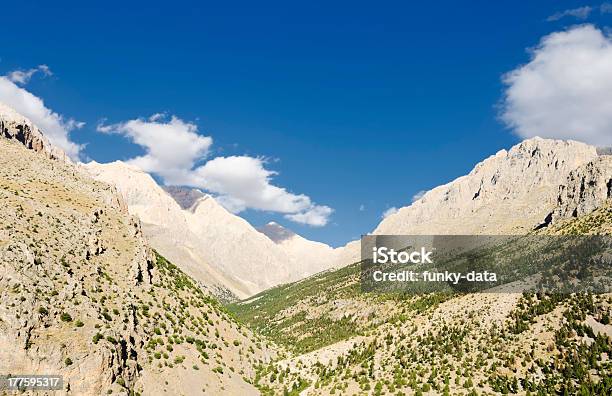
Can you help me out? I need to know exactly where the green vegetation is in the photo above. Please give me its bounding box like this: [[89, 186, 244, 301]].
[[60, 312, 72, 322], [228, 205, 612, 394]]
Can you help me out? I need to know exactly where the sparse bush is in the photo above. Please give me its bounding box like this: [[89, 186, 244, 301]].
[[60, 313, 72, 322]]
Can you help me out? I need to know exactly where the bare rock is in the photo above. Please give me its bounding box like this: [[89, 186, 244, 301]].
[[551, 155, 612, 223]]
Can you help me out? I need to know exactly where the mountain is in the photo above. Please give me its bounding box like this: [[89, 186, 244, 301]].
[[0, 104, 275, 395], [82, 161, 248, 300], [258, 222, 338, 276], [163, 185, 207, 209], [4, 100, 611, 395], [257, 221, 297, 243], [229, 138, 612, 395], [82, 163, 338, 298], [331, 138, 610, 268], [375, 138, 601, 235], [230, 206, 612, 395]]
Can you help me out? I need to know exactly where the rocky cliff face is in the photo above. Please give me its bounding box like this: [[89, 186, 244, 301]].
[[551, 154, 612, 223], [0, 101, 69, 162]]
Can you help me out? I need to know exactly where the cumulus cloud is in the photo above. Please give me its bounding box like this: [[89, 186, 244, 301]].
[[98, 115, 333, 226], [0, 68, 83, 160], [602, 3, 612, 13], [193, 155, 312, 212], [411, 190, 426, 202], [501, 24, 612, 147], [359, 204, 365, 211], [381, 207, 398, 219], [97, 115, 213, 185], [547, 6, 592, 21]]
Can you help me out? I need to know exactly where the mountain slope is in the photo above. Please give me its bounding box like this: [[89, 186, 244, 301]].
[[330, 138, 607, 268], [0, 107, 275, 394], [375, 138, 598, 235], [84, 162, 339, 298], [230, 200, 612, 395], [83, 161, 247, 300], [258, 222, 338, 276], [229, 139, 612, 395]]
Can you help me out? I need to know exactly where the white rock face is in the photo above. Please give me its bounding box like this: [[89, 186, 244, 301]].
[[82, 162, 338, 297], [0, 101, 69, 162], [552, 155, 612, 223], [334, 138, 603, 267]]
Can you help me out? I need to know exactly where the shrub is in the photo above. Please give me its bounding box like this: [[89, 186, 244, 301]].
[[93, 333, 103, 344], [60, 313, 73, 322]]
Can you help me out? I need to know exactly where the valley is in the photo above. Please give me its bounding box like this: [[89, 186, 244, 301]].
[[1, 102, 611, 395], [229, 207, 612, 394]]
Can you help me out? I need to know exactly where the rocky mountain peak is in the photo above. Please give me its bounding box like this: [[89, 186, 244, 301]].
[[257, 221, 297, 243], [374, 137, 599, 236], [163, 185, 207, 209]]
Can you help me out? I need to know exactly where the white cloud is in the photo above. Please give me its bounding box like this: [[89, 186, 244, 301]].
[[381, 207, 398, 219], [547, 6, 592, 21], [285, 205, 334, 227], [411, 190, 426, 202], [359, 204, 365, 211], [6, 64, 52, 85], [98, 115, 333, 226], [97, 115, 213, 185], [193, 155, 312, 213], [0, 69, 83, 160], [501, 24, 612, 147]]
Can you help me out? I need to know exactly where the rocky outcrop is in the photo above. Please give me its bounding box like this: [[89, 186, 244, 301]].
[[0, 101, 69, 162], [550, 155, 612, 223]]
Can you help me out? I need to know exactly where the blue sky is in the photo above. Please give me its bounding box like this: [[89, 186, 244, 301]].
[[2, 1, 612, 246]]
